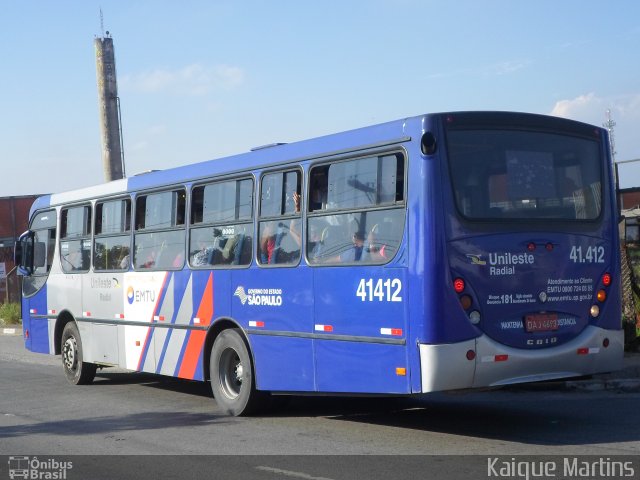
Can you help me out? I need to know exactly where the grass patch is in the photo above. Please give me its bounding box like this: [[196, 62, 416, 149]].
[[0, 302, 21, 325]]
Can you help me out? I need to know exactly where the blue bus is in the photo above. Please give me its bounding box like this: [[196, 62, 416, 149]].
[[15, 111, 623, 415]]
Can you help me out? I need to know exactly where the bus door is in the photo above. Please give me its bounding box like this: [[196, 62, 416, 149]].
[[57, 205, 93, 359], [17, 210, 56, 354], [84, 199, 132, 367]]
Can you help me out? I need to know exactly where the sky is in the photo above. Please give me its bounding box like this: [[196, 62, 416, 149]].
[[1, 0, 639, 197]]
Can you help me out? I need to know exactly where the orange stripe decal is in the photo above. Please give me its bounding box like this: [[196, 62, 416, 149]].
[[178, 273, 214, 379]]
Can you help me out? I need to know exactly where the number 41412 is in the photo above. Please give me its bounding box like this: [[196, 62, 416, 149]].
[[356, 278, 402, 302], [569, 245, 604, 264]]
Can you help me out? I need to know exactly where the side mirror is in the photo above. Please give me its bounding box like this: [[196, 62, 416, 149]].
[[14, 230, 35, 276]]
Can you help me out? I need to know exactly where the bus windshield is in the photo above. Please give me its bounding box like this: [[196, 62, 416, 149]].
[[446, 128, 602, 221]]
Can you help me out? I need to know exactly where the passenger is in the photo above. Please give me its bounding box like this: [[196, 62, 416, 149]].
[[307, 224, 322, 260], [261, 189, 302, 265], [171, 249, 185, 268], [137, 237, 157, 269], [118, 253, 130, 270], [293, 191, 301, 213], [221, 233, 241, 265], [339, 230, 365, 262], [309, 172, 328, 211], [191, 232, 217, 266], [364, 224, 388, 262], [288, 191, 302, 248], [260, 223, 276, 264]]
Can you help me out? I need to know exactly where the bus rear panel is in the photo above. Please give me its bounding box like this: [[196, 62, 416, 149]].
[[419, 112, 622, 392]]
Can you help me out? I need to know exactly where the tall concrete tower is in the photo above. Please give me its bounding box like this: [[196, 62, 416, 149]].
[[95, 23, 125, 181]]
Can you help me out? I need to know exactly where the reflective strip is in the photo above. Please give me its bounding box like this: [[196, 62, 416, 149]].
[[481, 354, 509, 363], [577, 347, 600, 355], [193, 317, 201, 324], [249, 321, 265, 328], [83, 311, 91, 317], [114, 314, 125, 319], [380, 328, 403, 336], [48, 309, 57, 315], [29, 309, 37, 314], [153, 315, 165, 322], [315, 324, 333, 332]]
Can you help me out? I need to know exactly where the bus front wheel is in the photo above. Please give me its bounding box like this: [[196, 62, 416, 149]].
[[61, 322, 96, 385], [209, 328, 263, 416]]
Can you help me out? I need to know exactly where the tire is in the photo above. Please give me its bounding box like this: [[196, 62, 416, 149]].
[[209, 328, 264, 416], [61, 322, 97, 385]]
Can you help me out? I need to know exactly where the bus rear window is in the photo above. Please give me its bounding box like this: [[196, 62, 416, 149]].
[[446, 129, 602, 221]]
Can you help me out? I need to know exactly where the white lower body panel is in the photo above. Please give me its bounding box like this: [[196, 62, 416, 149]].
[[419, 326, 624, 393]]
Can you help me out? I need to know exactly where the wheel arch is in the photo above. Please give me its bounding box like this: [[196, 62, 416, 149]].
[[202, 317, 255, 382], [53, 310, 77, 355]]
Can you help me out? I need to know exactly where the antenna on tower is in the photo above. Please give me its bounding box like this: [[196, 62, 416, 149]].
[[603, 109, 617, 162], [99, 7, 105, 38]]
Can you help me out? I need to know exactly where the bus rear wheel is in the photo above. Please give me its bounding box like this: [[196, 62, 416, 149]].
[[61, 322, 96, 385], [209, 328, 263, 416]]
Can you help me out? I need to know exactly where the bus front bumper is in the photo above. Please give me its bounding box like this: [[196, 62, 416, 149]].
[[418, 326, 624, 393]]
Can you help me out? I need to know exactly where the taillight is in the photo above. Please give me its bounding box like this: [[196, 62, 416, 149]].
[[459, 295, 472, 310], [453, 278, 465, 293], [602, 273, 612, 287]]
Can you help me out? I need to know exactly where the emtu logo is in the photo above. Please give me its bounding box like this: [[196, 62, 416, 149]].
[[127, 286, 135, 304], [234, 286, 248, 305]]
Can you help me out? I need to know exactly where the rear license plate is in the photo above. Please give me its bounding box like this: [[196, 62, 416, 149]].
[[524, 313, 558, 333]]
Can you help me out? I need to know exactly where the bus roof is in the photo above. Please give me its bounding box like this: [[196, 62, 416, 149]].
[[31, 111, 605, 217], [36, 114, 415, 214]]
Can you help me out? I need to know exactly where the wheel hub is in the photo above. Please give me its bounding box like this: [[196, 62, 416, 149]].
[[219, 348, 243, 400], [235, 363, 244, 382], [63, 337, 77, 371]]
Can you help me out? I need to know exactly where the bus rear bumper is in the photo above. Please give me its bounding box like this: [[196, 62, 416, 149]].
[[419, 326, 624, 393]]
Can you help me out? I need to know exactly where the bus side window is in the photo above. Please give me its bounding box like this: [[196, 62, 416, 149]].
[[134, 190, 186, 271], [22, 211, 57, 297], [60, 205, 91, 272], [94, 198, 131, 271], [189, 178, 254, 269], [258, 170, 301, 266], [306, 153, 405, 266]]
